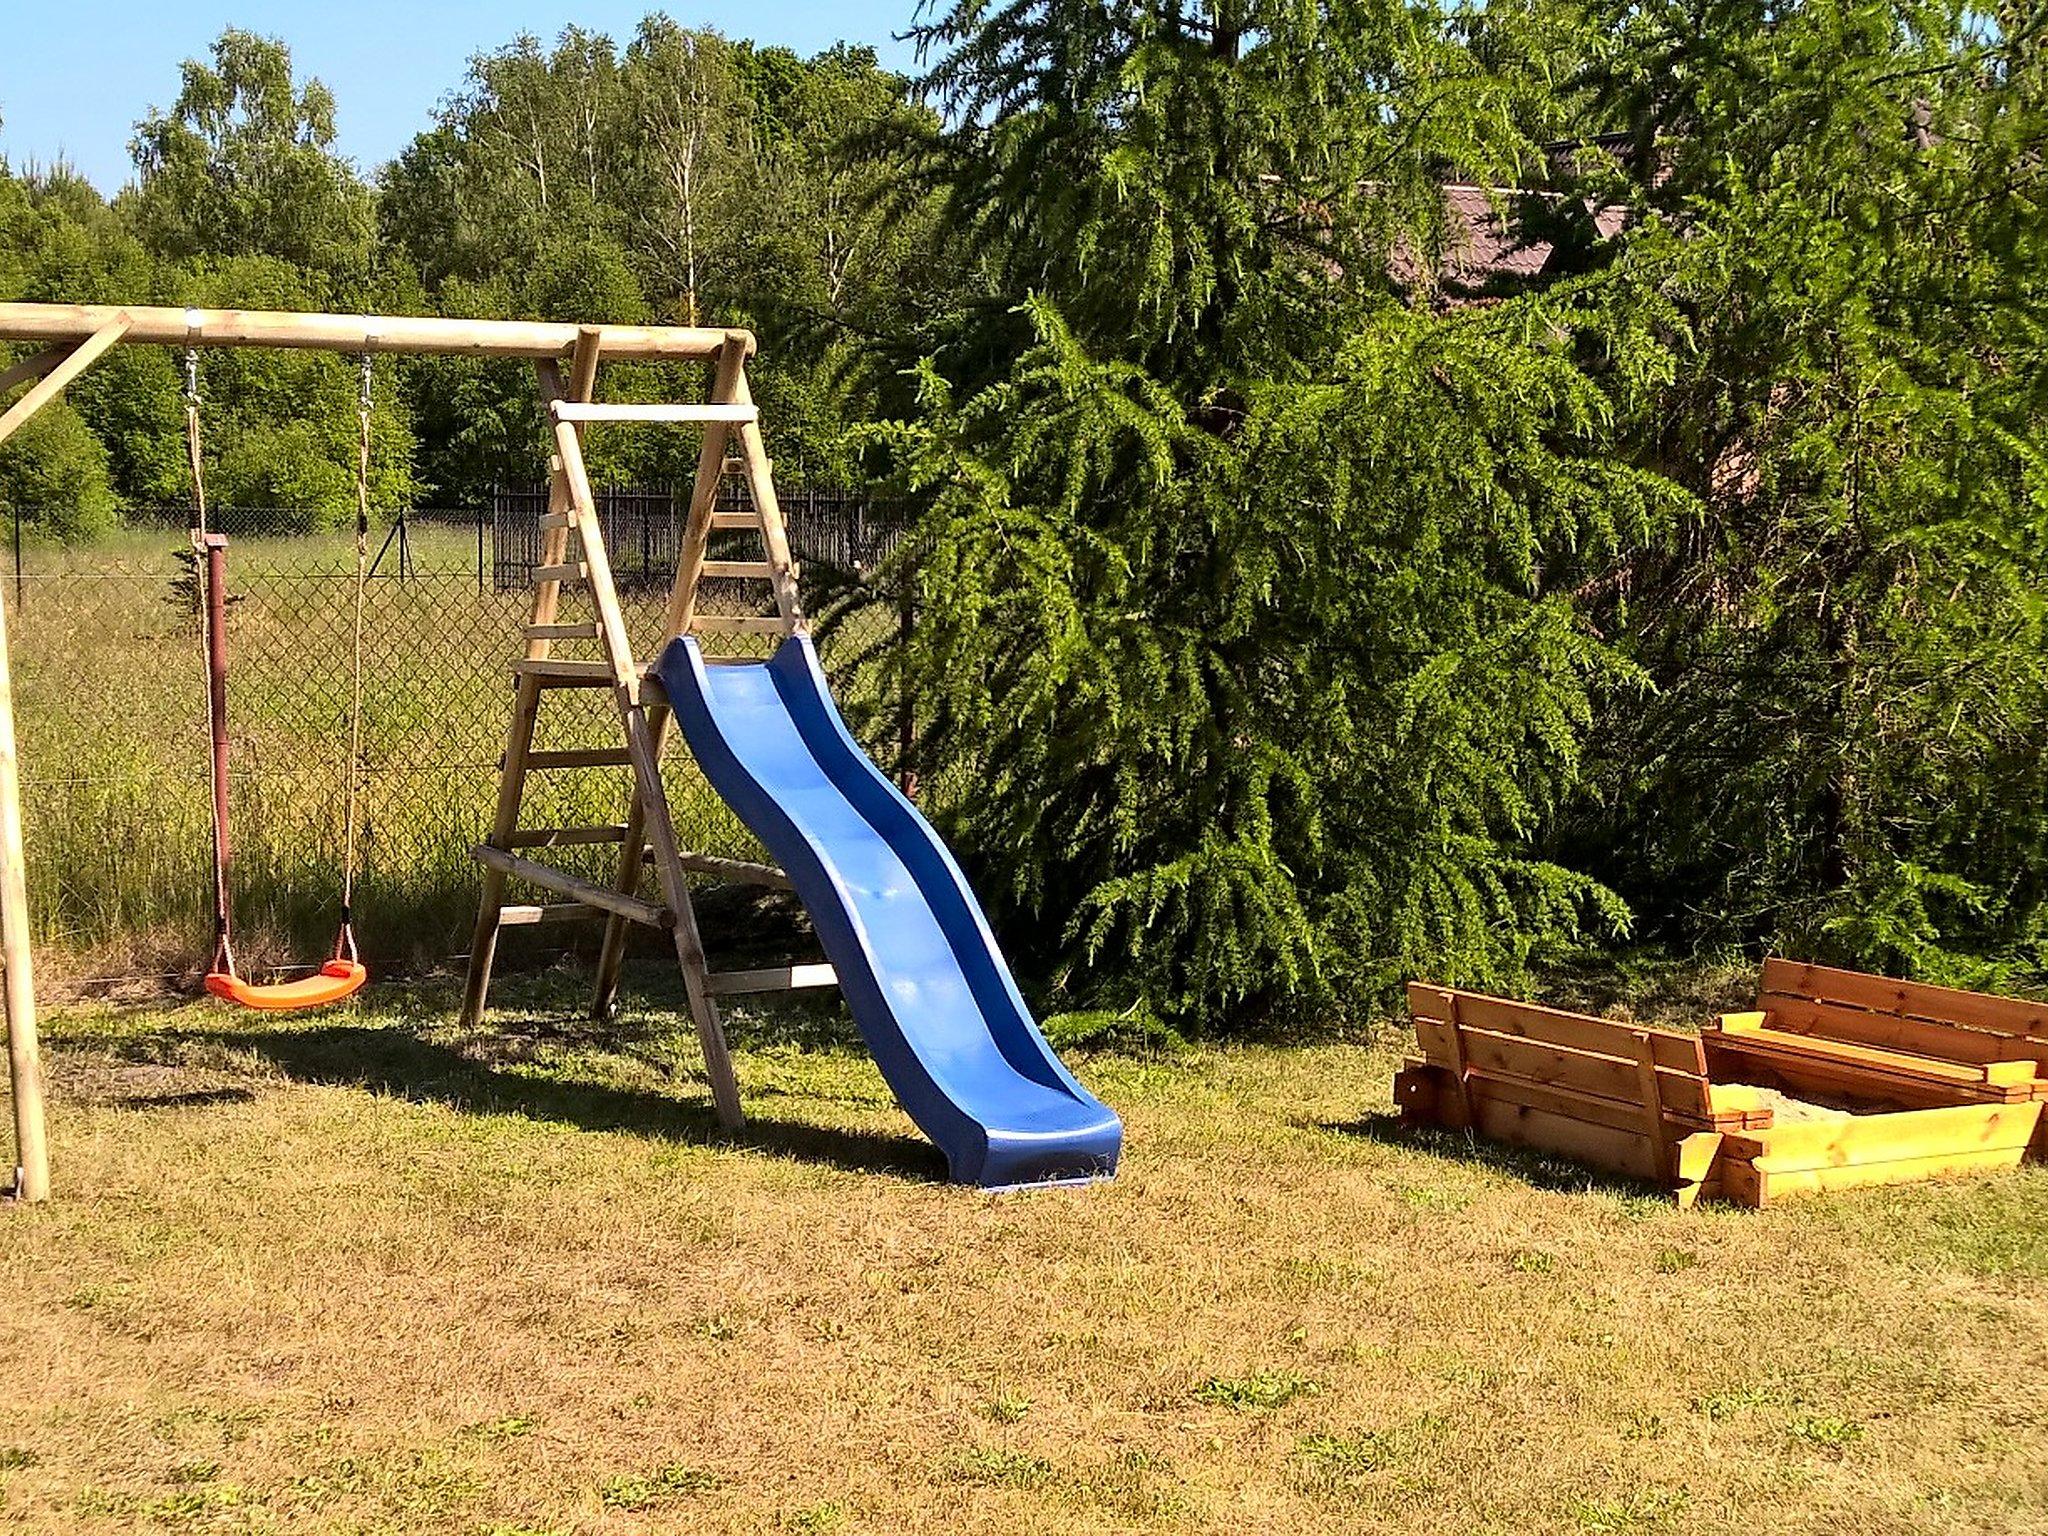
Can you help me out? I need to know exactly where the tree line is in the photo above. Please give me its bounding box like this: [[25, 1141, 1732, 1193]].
[[0, 21, 941, 528], [2, 3, 2043, 1016]]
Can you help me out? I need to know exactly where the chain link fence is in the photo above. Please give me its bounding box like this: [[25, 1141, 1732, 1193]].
[[4, 496, 911, 991]]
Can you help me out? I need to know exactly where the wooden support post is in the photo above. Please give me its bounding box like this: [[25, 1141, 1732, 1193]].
[[664, 339, 751, 641], [0, 314, 132, 450], [459, 672, 542, 1029], [1440, 992, 1477, 1128], [729, 369, 806, 631], [0, 581, 46, 1202], [1630, 1030, 1671, 1184], [592, 702, 669, 1019]]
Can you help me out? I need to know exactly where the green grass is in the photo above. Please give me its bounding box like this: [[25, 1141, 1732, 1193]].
[[4, 969, 2046, 1533]]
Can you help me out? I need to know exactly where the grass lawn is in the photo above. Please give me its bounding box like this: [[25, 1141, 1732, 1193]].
[[3, 967, 2045, 1535]]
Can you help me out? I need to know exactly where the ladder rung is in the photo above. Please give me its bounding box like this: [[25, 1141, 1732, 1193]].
[[692, 615, 790, 636], [497, 902, 601, 926], [525, 747, 634, 770], [534, 562, 586, 583], [507, 825, 630, 848], [537, 511, 582, 531], [708, 511, 760, 529], [720, 457, 745, 475], [525, 621, 600, 641], [473, 846, 671, 928], [550, 401, 758, 425], [676, 853, 792, 890], [512, 660, 616, 687], [706, 963, 838, 996], [700, 561, 778, 580]]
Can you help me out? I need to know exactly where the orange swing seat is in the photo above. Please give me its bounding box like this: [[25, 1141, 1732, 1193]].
[[204, 958, 367, 1011]]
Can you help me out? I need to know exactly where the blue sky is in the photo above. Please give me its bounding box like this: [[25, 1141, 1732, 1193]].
[[0, 2, 921, 192]]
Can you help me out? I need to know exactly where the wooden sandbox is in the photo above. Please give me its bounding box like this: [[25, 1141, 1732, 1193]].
[[1393, 961, 2048, 1208]]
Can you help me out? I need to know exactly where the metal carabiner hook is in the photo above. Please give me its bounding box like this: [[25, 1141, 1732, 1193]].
[[182, 348, 201, 409]]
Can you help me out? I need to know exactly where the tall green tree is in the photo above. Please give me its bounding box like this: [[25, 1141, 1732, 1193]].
[[126, 29, 375, 279], [1532, 0, 2048, 980], [868, 1, 1683, 1026]]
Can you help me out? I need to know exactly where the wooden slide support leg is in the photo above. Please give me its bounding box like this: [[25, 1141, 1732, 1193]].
[[592, 703, 670, 1019], [618, 701, 743, 1130], [461, 673, 542, 1028]]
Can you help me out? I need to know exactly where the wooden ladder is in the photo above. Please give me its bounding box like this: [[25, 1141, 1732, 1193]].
[[458, 325, 834, 1130]]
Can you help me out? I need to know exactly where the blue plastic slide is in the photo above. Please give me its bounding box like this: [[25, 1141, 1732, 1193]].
[[658, 634, 1122, 1189]]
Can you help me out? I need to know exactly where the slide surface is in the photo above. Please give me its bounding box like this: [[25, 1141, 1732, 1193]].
[[659, 634, 1122, 1189]]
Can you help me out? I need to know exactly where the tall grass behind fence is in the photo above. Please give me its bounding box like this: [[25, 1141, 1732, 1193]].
[[5, 499, 908, 987]]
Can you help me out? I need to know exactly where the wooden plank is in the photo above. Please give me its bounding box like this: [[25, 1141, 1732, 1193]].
[[534, 562, 586, 583], [1765, 994, 2048, 1068], [700, 560, 778, 579], [691, 615, 791, 636], [1630, 1029, 1670, 1180], [675, 853, 792, 890], [525, 621, 599, 641], [0, 301, 741, 361], [550, 400, 757, 424], [472, 845, 671, 928], [1671, 1132, 1725, 1210], [1730, 1101, 2043, 1169], [1707, 1020, 2013, 1086], [1463, 1092, 1665, 1184], [511, 659, 614, 686], [0, 581, 47, 1201], [706, 963, 839, 996], [1762, 956, 2048, 1042], [524, 747, 633, 770], [0, 344, 68, 398], [537, 511, 579, 531], [1458, 1066, 1698, 1137], [1413, 1016, 1716, 1120], [497, 902, 600, 926], [506, 825, 629, 848], [708, 510, 760, 529], [1408, 984, 1705, 1075], [1755, 1146, 2034, 1202], [0, 314, 132, 449], [1703, 1035, 2021, 1110]]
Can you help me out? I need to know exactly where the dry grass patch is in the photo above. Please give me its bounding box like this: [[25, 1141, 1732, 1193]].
[[1, 966, 2045, 1534]]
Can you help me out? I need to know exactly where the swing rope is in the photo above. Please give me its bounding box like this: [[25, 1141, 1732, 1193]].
[[335, 354, 372, 964], [186, 349, 236, 981]]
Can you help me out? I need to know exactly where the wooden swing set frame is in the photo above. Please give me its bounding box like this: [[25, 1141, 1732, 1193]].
[[0, 300, 817, 1200]]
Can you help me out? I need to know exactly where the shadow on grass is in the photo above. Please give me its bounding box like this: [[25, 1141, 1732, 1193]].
[[108, 1086, 258, 1111], [1335, 1110, 1663, 1200], [120, 1019, 945, 1185]]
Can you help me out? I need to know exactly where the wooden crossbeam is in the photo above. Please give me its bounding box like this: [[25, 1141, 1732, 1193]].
[[0, 301, 744, 360]]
